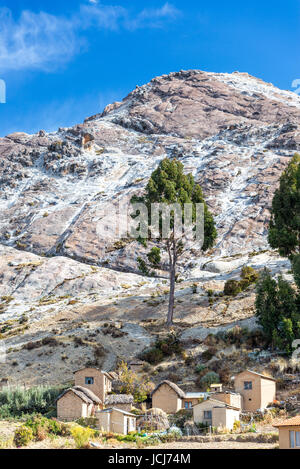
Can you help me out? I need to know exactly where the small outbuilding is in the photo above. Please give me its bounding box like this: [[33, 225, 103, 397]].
[[97, 407, 137, 435], [104, 394, 134, 412], [56, 386, 102, 421], [273, 415, 300, 449]]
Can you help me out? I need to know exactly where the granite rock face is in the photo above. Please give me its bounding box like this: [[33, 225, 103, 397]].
[[0, 70, 299, 278], [0, 70, 299, 355]]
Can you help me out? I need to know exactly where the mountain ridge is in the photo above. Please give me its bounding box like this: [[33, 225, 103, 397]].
[[0, 69, 299, 385]]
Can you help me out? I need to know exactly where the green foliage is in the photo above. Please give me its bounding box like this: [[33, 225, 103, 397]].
[[291, 254, 300, 290], [200, 371, 220, 390], [71, 426, 94, 449], [131, 157, 217, 325], [241, 265, 259, 284], [132, 157, 217, 249], [255, 269, 300, 354], [24, 415, 70, 439], [0, 385, 67, 418], [14, 426, 34, 447], [117, 361, 152, 403], [137, 257, 150, 275], [147, 247, 161, 268], [268, 153, 300, 259], [224, 279, 242, 296], [224, 266, 259, 296], [139, 333, 182, 364]]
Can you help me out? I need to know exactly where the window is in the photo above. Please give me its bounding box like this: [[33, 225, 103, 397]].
[[184, 401, 192, 409], [290, 431, 300, 448], [204, 411, 212, 420], [85, 377, 94, 385], [244, 381, 252, 390]]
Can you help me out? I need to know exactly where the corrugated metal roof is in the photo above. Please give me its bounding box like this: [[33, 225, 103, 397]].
[[185, 392, 209, 398]]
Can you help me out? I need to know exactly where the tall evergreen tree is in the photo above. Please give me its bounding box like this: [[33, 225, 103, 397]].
[[256, 153, 300, 354], [131, 158, 217, 326], [268, 153, 300, 259], [255, 269, 300, 353]]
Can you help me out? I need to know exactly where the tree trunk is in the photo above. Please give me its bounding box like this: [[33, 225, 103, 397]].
[[167, 262, 176, 327], [166, 235, 177, 327]]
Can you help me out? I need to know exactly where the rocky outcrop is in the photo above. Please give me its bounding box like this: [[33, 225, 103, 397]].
[[0, 70, 299, 384]]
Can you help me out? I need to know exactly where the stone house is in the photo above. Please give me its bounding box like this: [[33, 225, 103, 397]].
[[151, 381, 185, 414], [56, 386, 102, 421], [97, 408, 137, 435], [74, 367, 113, 402], [193, 398, 240, 431], [273, 415, 300, 449], [234, 370, 276, 412], [104, 394, 134, 412]]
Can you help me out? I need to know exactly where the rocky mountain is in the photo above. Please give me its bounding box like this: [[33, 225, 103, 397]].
[[0, 70, 299, 386]]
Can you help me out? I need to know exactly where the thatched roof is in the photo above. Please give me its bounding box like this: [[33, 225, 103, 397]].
[[151, 380, 186, 399], [105, 394, 134, 405], [56, 386, 102, 405]]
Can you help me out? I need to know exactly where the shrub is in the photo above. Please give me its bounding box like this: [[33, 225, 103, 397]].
[[224, 279, 241, 296], [0, 385, 67, 418], [200, 371, 220, 390], [14, 426, 34, 447], [139, 334, 182, 364], [71, 426, 94, 449], [201, 347, 217, 362], [241, 266, 259, 284], [195, 364, 207, 375]]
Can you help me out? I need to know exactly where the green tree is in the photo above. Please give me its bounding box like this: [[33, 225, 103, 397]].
[[131, 158, 217, 326], [255, 269, 300, 353], [268, 153, 300, 259]]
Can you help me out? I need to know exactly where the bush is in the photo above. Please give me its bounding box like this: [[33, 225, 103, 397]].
[[14, 426, 34, 447], [224, 279, 241, 296], [200, 372, 220, 390], [201, 347, 217, 362], [139, 334, 182, 364], [71, 426, 94, 449]]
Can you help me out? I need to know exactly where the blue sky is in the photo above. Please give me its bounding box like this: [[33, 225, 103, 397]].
[[0, 0, 299, 136]]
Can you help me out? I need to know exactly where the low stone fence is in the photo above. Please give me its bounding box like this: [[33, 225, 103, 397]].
[[178, 432, 278, 444]]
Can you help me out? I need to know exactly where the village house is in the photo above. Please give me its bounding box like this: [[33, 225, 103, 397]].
[[104, 394, 134, 412], [273, 415, 300, 449], [193, 398, 240, 431], [56, 386, 102, 421], [234, 370, 276, 412], [97, 408, 137, 435], [151, 381, 186, 414], [74, 367, 113, 402]]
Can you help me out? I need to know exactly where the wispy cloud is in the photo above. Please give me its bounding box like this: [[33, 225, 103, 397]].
[[0, 7, 81, 72], [0, 3, 181, 73]]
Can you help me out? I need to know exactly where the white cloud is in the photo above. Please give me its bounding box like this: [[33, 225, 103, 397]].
[[0, 8, 81, 72], [0, 3, 181, 73]]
